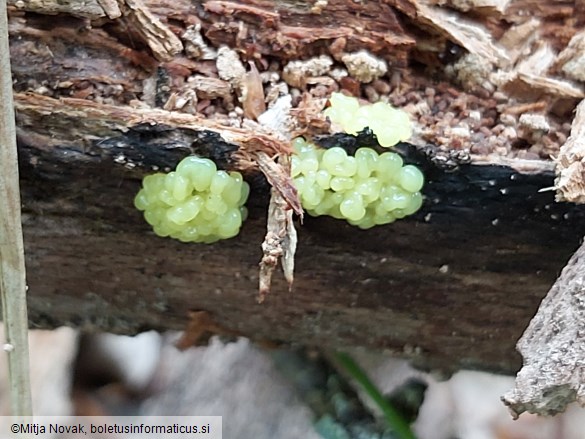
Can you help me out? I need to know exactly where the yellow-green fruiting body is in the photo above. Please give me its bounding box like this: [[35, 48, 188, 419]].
[[292, 139, 423, 229], [324, 92, 412, 148], [293, 93, 423, 228], [134, 156, 250, 243]]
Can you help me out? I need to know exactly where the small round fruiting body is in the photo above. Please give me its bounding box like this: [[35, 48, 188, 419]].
[[135, 156, 249, 243], [292, 139, 423, 229], [324, 92, 412, 148]]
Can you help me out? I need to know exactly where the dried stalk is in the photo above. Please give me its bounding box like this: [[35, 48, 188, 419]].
[[0, 0, 32, 417], [255, 152, 300, 302]]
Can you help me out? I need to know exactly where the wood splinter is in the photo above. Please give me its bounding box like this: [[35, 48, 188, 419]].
[[254, 152, 301, 303]]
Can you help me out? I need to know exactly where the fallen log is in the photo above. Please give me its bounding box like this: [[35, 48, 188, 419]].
[[15, 92, 585, 375], [9, 0, 585, 379]]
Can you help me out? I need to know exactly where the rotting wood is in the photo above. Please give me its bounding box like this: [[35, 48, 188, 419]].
[[9, 0, 585, 380], [7, 0, 109, 19], [201, 0, 414, 65], [121, 0, 183, 62], [7, 0, 585, 160], [401, 1, 509, 67], [428, 0, 510, 15], [12, 90, 585, 374]]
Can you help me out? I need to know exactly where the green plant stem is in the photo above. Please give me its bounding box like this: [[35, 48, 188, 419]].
[[334, 352, 417, 439], [0, 0, 33, 417]]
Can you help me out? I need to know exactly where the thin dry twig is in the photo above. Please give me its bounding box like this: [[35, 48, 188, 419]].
[[254, 150, 303, 218], [0, 0, 32, 417], [258, 187, 298, 302], [256, 153, 300, 302]]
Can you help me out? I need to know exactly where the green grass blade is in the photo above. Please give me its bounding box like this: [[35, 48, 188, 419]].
[[334, 352, 417, 439]]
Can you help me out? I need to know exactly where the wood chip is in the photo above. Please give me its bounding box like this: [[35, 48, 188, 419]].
[[434, 0, 510, 14], [97, 0, 121, 18], [515, 42, 556, 77], [242, 62, 266, 120], [500, 101, 548, 115], [121, 0, 183, 61], [187, 75, 233, 104], [498, 18, 540, 67], [182, 24, 217, 60], [283, 55, 334, 88], [414, 2, 509, 67], [556, 30, 585, 82], [556, 99, 585, 203], [516, 73, 584, 99]]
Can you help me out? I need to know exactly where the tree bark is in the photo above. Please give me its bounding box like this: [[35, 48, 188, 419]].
[[9, 0, 585, 376]]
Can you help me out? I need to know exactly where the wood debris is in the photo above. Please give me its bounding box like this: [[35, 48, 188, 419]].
[[120, 0, 183, 61], [10, 0, 182, 60], [8, 0, 109, 18], [216, 46, 246, 88], [433, 0, 510, 14], [555, 30, 585, 82], [257, 95, 294, 140], [556, 99, 585, 203], [246, 143, 301, 301], [187, 75, 233, 106], [242, 62, 266, 120], [502, 239, 585, 418], [96, 0, 121, 18], [341, 51, 388, 83], [516, 43, 556, 77], [252, 151, 303, 218], [182, 24, 217, 60], [404, 1, 509, 67], [202, 0, 413, 65], [498, 18, 540, 67], [518, 113, 550, 132], [13, 0, 585, 162], [258, 155, 298, 303], [283, 56, 334, 88], [290, 93, 330, 136]]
